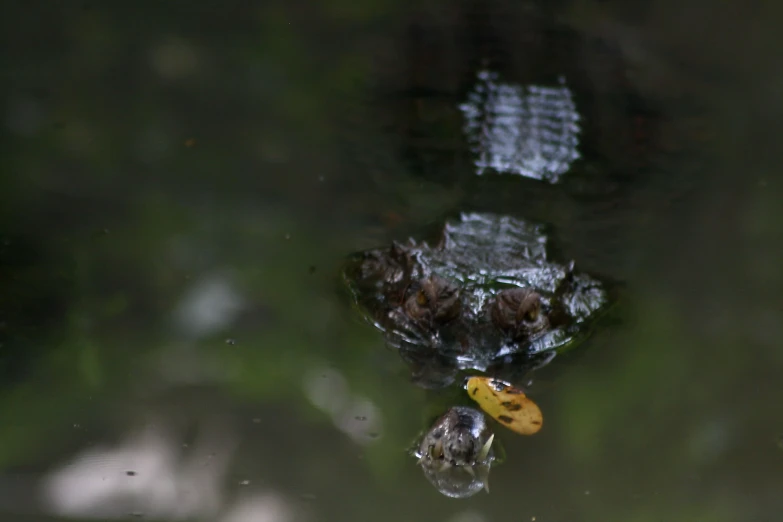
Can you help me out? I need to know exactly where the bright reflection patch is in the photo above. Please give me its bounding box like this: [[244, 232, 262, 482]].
[[459, 70, 581, 183], [303, 367, 383, 445]]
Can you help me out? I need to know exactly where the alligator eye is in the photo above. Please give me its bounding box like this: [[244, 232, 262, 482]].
[[429, 440, 444, 460], [524, 302, 539, 322], [517, 292, 541, 323]]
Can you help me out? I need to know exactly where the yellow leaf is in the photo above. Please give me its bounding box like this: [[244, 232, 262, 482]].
[[466, 376, 543, 435]]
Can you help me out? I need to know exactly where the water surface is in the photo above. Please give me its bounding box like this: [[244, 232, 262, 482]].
[[1, 1, 782, 521]]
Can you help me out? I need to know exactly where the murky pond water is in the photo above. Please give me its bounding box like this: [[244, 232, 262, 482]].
[[2, 1, 783, 521]]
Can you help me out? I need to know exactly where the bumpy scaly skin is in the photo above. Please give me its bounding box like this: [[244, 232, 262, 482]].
[[491, 288, 549, 339], [403, 275, 462, 326], [344, 213, 608, 375]]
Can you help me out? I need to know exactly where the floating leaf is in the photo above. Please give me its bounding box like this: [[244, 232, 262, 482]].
[[466, 376, 543, 435]]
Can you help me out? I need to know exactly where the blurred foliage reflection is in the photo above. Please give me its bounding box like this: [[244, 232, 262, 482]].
[[1, 0, 783, 521]]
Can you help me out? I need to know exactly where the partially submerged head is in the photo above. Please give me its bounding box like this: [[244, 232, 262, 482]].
[[343, 213, 610, 377]]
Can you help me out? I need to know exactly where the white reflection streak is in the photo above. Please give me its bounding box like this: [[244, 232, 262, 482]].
[[221, 494, 294, 522], [173, 273, 246, 339], [460, 70, 581, 182], [43, 426, 233, 519], [303, 367, 383, 445], [335, 397, 383, 444], [302, 368, 349, 417]]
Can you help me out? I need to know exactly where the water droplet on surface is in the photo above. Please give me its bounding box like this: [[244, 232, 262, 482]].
[[225, 338, 237, 345], [239, 479, 250, 486]]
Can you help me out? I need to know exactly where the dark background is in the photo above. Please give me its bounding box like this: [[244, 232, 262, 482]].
[[1, 1, 781, 521]]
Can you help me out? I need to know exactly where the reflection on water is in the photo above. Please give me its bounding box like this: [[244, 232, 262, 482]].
[[44, 427, 225, 518], [303, 367, 383, 445], [173, 272, 246, 340], [460, 70, 581, 182], [2, 0, 783, 520], [44, 422, 302, 521]]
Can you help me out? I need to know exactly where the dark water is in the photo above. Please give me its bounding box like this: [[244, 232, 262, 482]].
[[2, 1, 782, 520]]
